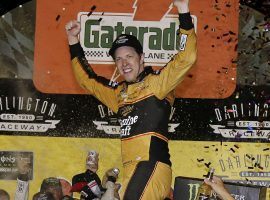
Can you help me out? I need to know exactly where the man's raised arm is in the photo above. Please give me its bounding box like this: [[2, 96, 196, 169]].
[[66, 20, 119, 113], [150, 0, 197, 100]]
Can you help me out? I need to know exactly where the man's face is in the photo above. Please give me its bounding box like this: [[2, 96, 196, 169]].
[[0, 195, 9, 200], [114, 46, 144, 82]]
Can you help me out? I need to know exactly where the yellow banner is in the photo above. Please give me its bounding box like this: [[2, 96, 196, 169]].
[[0, 136, 269, 199]]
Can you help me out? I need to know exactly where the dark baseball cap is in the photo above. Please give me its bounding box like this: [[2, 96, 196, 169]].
[[109, 34, 143, 58]]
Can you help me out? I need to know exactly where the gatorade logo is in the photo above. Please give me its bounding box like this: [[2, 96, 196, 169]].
[[78, 3, 197, 66]]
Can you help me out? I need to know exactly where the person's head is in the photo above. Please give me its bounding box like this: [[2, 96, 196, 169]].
[[86, 150, 99, 172], [32, 192, 55, 200], [0, 189, 10, 200], [109, 34, 144, 82], [58, 178, 72, 197], [40, 177, 63, 200]]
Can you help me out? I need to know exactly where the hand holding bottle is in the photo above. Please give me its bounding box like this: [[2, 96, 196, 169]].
[[204, 176, 234, 200]]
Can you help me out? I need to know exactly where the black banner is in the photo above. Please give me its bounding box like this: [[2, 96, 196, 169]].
[[0, 151, 33, 180]]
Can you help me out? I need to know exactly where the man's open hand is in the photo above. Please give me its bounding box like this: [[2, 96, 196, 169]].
[[174, 0, 190, 13]]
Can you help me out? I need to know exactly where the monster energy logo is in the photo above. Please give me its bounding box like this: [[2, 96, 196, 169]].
[[188, 183, 200, 200], [78, 12, 197, 66]]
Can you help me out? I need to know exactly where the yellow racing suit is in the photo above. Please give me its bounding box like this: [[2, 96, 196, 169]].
[[70, 13, 197, 200]]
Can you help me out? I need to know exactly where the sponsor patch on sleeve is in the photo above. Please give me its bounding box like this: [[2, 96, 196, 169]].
[[179, 34, 188, 51]]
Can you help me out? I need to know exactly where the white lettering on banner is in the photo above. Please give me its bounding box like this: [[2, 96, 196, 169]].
[[0, 156, 16, 163], [231, 194, 246, 200], [0, 114, 35, 121], [211, 102, 270, 140], [214, 103, 269, 122], [93, 121, 120, 135], [0, 97, 57, 116], [0, 120, 60, 132], [0, 97, 60, 133], [235, 121, 270, 128], [210, 124, 270, 139]]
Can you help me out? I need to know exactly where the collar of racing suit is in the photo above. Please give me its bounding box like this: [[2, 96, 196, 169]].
[[126, 66, 153, 85]]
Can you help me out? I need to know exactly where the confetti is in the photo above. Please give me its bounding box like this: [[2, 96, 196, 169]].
[[234, 44, 238, 51], [234, 145, 239, 149], [197, 159, 204, 162], [230, 148, 235, 153], [204, 146, 209, 148], [229, 31, 236, 35], [56, 15, 61, 21], [204, 25, 209, 30], [246, 154, 251, 159], [205, 162, 211, 168], [263, 148, 270, 151], [91, 5, 97, 10], [87, 5, 97, 17]]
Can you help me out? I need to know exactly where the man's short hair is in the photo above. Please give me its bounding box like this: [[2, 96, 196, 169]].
[[40, 177, 62, 192]]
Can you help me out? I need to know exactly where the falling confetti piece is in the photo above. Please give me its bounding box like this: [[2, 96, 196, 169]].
[[229, 31, 236, 35], [234, 145, 239, 149], [263, 148, 270, 151], [56, 15, 60, 21], [230, 148, 235, 153], [205, 162, 211, 168], [88, 5, 97, 16], [258, 165, 264, 170], [197, 159, 204, 162]]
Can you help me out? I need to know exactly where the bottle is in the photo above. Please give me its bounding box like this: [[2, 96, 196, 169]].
[[196, 168, 215, 200], [112, 168, 120, 177]]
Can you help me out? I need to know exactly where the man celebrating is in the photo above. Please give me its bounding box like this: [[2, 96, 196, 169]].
[[66, 0, 197, 199]]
